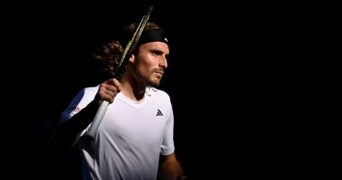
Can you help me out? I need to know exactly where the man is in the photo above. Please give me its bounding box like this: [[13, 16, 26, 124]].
[[52, 22, 184, 179]]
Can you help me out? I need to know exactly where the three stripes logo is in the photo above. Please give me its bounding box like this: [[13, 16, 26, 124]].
[[156, 109, 163, 116]]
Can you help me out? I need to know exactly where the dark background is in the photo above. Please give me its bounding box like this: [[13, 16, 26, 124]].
[[3, 1, 200, 179], [1, 1, 308, 179]]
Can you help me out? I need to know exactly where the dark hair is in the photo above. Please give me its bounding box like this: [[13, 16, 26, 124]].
[[93, 22, 165, 78], [93, 40, 123, 78]]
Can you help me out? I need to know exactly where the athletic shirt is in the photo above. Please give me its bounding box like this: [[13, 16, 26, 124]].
[[60, 86, 175, 180]]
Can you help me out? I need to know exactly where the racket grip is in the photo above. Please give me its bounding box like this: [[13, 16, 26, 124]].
[[85, 101, 109, 139]]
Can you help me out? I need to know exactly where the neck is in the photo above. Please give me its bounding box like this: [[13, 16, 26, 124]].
[[119, 71, 146, 101]]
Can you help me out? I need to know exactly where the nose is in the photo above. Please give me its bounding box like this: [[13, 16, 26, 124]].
[[160, 56, 168, 69]]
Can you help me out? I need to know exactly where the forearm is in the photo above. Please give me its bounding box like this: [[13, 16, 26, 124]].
[[49, 100, 100, 148], [158, 153, 184, 180]]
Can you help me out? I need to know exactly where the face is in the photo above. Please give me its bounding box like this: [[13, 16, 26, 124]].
[[130, 41, 169, 87]]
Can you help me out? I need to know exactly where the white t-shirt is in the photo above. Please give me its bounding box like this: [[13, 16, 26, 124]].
[[60, 86, 175, 180]]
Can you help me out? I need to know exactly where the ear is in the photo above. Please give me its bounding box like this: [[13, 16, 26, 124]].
[[129, 54, 135, 63]]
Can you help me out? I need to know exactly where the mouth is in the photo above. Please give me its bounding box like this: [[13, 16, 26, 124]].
[[154, 69, 164, 78], [154, 72, 163, 78]]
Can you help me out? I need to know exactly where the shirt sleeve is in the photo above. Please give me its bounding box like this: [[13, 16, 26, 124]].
[[161, 101, 175, 155], [59, 87, 98, 124]]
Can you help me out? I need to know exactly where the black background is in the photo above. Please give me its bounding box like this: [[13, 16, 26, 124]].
[[1, 1, 304, 179]]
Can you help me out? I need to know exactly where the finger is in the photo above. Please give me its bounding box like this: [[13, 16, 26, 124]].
[[113, 78, 122, 91], [106, 93, 114, 103], [104, 84, 117, 94], [105, 89, 115, 98], [100, 92, 114, 103]]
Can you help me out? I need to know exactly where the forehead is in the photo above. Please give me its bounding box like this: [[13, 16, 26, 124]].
[[139, 42, 169, 53]]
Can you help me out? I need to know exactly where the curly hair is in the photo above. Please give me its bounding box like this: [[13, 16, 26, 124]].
[[93, 22, 164, 78], [93, 40, 123, 78]]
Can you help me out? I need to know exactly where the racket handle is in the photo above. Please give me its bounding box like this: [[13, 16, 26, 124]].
[[85, 101, 109, 139]]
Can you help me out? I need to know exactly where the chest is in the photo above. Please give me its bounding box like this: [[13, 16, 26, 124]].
[[99, 102, 168, 144]]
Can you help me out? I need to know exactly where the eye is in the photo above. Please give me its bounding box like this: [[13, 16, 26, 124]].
[[151, 50, 162, 56]]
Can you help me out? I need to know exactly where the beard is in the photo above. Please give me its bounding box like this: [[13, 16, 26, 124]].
[[138, 68, 163, 87], [147, 68, 164, 87], [130, 65, 164, 88], [145, 75, 161, 87]]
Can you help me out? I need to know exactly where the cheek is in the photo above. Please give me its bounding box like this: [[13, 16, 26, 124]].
[[139, 58, 155, 70], [134, 55, 157, 74], [135, 61, 152, 75]]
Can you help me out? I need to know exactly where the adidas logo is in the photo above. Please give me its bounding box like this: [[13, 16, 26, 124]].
[[156, 109, 163, 116]]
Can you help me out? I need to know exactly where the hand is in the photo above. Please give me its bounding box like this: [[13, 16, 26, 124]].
[[95, 78, 121, 104]]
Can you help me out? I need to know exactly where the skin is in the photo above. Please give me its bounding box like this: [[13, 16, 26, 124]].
[[49, 41, 186, 179], [97, 41, 169, 103], [96, 41, 184, 179]]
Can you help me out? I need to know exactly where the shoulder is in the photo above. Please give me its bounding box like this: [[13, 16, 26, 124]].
[[83, 85, 99, 96], [75, 85, 99, 98], [147, 87, 170, 101], [69, 86, 98, 103], [60, 85, 99, 122]]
